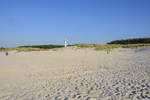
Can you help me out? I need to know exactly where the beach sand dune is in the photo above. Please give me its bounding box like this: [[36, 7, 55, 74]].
[[0, 47, 150, 100]]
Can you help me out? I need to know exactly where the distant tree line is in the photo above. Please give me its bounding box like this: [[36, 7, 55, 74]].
[[19, 44, 64, 49], [108, 38, 150, 44]]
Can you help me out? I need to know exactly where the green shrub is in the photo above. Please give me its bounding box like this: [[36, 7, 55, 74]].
[[16, 47, 41, 52], [19, 44, 64, 49], [76, 44, 120, 51], [108, 38, 150, 44], [94, 44, 119, 51], [121, 44, 150, 48], [75, 44, 94, 48]]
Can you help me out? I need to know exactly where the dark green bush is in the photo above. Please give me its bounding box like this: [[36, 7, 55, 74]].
[[19, 44, 64, 49], [108, 38, 150, 44]]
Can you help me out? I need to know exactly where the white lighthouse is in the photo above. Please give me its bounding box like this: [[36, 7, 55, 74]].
[[64, 40, 67, 47]]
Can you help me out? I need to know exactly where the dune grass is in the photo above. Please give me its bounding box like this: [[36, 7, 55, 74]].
[[94, 44, 120, 51], [0, 48, 15, 51], [108, 38, 150, 44], [0, 47, 41, 52], [76, 44, 120, 51], [121, 44, 150, 48], [1, 43, 150, 52], [75, 44, 95, 48], [107, 38, 150, 48], [19, 44, 64, 49], [76, 43, 150, 51], [0, 44, 64, 52]]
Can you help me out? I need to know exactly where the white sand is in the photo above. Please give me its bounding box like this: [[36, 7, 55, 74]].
[[0, 47, 150, 100]]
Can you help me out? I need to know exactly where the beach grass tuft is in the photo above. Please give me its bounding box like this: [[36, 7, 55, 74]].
[[0, 47, 41, 52], [121, 44, 150, 48], [76, 44, 120, 51]]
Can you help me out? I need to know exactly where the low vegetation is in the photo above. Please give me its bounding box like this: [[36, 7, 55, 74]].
[[19, 44, 64, 49], [94, 44, 120, 51], [108, 38, 150, 44], [75, 44, 95, 48], [121, 44, 150, 48], [0, 44, 64, 52], [1, 38, 150, 52], [0, 47, 41, 52], [76, 44, 120, 51], [76, 43, 150, 50], [107, 38, 150, 48]]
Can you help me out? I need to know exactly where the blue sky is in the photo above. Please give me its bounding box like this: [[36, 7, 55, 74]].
[[0, 0, 150, 47]]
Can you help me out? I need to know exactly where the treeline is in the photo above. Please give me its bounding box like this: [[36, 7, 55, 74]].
[[108, 38, 150, 44], [19, 44, 64, 49]]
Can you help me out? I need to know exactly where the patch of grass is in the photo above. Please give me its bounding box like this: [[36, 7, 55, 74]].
[[76, 44, 120, 51], [121, 44, 150, 48], [0, 44, 65, 52], [108, 37, 150, 44], [1, 43, 150, 52], [0, 47, 41, 52], [76, 43, 150, 51], [94, 44, 120, 51], [16, 47, 41, 52], [19, 44, 64, 49], [75, 44, 94, 48], [0, 48, 16, 51]]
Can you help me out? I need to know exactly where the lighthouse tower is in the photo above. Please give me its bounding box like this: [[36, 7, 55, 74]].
[[64, 40, 67, 47]]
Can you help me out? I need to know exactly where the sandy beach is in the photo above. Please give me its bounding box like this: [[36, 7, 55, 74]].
[[0, 47, 150, 100]]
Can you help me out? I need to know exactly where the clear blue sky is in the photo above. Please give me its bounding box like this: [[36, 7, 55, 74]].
[[0, 0, 150, 47]]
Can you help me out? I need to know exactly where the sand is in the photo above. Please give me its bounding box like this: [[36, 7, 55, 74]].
[[0, 46, 150, 100]]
